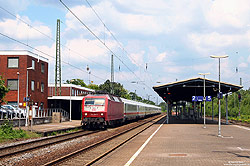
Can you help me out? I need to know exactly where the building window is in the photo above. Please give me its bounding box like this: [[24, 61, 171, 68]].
[[7, 101, 17, 106], [41, 82, 44, 92], [8, 57, 19, 68], [31, 80, 35, 91], [32, 59, 35, 69], [41, 63, 45, 73], [71, 89, 74, 96], [7, 79, 18, 90]]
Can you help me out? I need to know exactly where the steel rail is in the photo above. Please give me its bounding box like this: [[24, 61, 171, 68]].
[[0, 130, 98, 158], [43, 114, 165, 166]]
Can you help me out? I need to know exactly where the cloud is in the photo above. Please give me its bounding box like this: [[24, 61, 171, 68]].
[[63, 38, 116, 66], [155, 52, 166, 62], [0, 15, 51, 40], [64, 0, 199, 37], [187, 31, 250, 55], [239, 62, 248, 68], [204, 0, 250, 28], [129, 51, 145, 66]]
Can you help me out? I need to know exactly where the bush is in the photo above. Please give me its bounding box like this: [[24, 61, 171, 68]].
[[0, 120, 28, 141]]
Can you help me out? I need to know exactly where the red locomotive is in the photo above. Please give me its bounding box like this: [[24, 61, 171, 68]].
[[81, 94, 161, 128]]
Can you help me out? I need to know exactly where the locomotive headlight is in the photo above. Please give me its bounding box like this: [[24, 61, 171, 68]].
[[101, 113, 104, 116], [85, 113, 87, 116]]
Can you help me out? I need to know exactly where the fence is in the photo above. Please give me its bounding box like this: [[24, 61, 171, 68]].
[[0, 108, 69, 121]]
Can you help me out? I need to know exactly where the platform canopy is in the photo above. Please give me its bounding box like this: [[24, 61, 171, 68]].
[[153, 77, 242, 103]]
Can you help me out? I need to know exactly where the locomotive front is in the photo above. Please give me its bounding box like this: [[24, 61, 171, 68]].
[[81, 95, 107, 128]]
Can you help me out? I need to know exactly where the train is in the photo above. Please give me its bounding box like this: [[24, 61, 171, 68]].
[[81, 94, 161, 128]]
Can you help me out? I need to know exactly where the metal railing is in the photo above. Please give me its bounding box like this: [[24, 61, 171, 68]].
[[34, 108, 69, 119], [0, 108, 69, 121]]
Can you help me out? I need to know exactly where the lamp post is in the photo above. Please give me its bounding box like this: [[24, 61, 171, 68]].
[[70, 84, 72, 122], [210, 55, 228, 137], [69, 79, 74, 122], [17, 72, 20, 128], [26, 67, 33, 127], [198, 73, 210, 129]]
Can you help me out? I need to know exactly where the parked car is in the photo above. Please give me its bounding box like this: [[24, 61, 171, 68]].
[[1, 105, 15, 118], [12, 106, 26, 118], [0, 106, 8, 119], [2, 105, 18, 118]]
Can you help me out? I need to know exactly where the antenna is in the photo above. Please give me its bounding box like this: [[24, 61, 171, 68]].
[[55, 19, 62, 96]]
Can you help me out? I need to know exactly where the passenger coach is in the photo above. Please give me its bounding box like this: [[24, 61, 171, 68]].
[[81, 94, 161, 128]]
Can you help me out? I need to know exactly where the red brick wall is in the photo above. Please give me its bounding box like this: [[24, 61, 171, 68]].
[[0, 54, 48, 109], [48, 86, 91, 96]]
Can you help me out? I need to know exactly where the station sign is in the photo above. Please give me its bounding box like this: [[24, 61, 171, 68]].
[[192, 96, 212, 102], [206, 96, 212, 101], [23, 97, 30, 102]]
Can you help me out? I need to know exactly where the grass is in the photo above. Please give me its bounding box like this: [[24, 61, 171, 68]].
[[47, 128, 80, 136], [228, 115, 250, 124], [0, 120, 41, 143]]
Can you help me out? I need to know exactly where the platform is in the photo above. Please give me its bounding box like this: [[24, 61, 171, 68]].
[[94, 117, 250, 166], [18, 120, 82, 136]]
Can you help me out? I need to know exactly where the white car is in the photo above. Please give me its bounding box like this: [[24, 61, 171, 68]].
[[2, 105, 26, 118]]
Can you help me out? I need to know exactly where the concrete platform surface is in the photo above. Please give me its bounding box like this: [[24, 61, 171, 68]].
[[19, 120, 82, 134], [94, 117, 250, 166]]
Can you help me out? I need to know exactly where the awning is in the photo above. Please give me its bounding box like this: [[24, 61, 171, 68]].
[[153, 77, 242, 102]]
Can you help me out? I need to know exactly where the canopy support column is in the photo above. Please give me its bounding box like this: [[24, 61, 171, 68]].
[[226, 94, 228, 125]]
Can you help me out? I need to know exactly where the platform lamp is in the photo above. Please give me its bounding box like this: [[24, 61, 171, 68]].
[[210, 55, 228, 137], [198, 73, 210, 129], [17, 71, 20, 128]]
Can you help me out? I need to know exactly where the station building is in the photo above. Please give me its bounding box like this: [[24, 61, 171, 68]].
[[0, 50, 48, 109], [48, 84, 95, 120]]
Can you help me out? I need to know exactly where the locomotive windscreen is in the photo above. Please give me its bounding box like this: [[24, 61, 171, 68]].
[[85, 98, 105, 105]]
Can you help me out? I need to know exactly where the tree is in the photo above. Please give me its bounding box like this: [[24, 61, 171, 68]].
[[99, 80, 128, 97], [66, 79, 87, 87], [0, 76, 9, 105], [87, 84, 99, 91]]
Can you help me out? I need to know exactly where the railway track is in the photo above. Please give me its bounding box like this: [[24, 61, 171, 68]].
[[0, 129, 98, 158], [44, 114, 165, 166]]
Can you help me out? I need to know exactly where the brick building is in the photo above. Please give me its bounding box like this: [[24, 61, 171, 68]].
[[0, 50, 48, 109], [48, 83, 94, 97]]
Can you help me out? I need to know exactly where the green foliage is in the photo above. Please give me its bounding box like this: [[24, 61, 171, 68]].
[[87, 84, 99, 91], [65, 78, 156, 105], [205, 89, 250, 120], [99, 80, 128, 98], [0, 121, 27, 141], [0, 75, 9, 105], [159, 102, 167, 111], [66, 79, 87, 87]]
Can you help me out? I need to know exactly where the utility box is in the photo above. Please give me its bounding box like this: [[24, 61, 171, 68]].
[[52, 112, 61, 123]]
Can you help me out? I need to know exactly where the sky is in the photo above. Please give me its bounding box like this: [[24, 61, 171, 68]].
[[0, 0, 250, 104]]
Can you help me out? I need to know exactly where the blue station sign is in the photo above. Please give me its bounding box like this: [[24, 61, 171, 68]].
[[192, 96, 211, 102]]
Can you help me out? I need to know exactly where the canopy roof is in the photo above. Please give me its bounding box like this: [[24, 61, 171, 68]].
[[153, 77, 242, 102]]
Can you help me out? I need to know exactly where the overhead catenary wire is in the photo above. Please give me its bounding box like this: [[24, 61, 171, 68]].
[[0, 4, 143, 92], [0, 32, 106, 82], [0, 5, 113, 71], [84, 0, 143, 68], [59, 0, 155, 92]]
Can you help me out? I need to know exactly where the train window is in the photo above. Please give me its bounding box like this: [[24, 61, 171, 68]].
[[113, 97, 120, 102], [85, 98, 105, 105]]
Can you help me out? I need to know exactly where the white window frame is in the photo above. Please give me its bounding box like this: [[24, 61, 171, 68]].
[[41, 63, 45, 73], [7, 79, 18, 90], [32, 59, 35, 69], [31, 80, 35, 91], [8, 57, 19, 68], [41, 82, 44, 92]]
